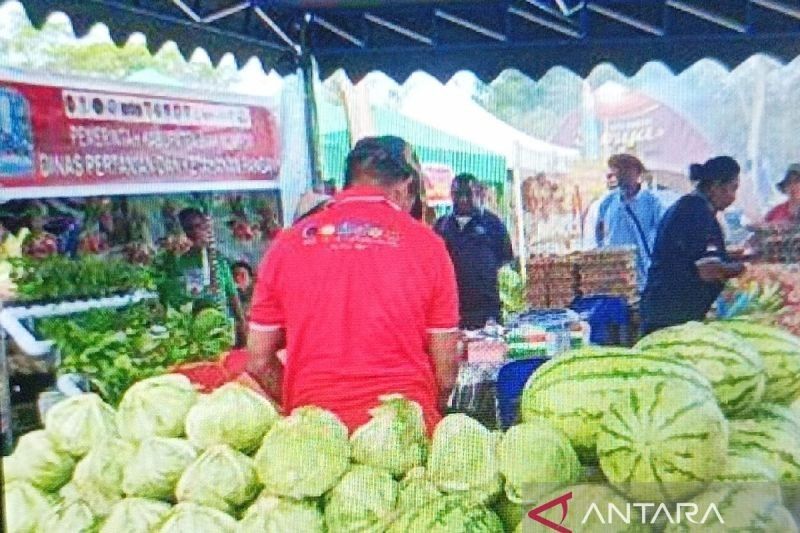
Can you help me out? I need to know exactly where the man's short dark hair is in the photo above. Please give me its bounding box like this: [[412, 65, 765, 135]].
[[452, 173, 478, 189], [178, 207, 204, 234], [344, 136, 419, 188], [232, 260, 254, 277]]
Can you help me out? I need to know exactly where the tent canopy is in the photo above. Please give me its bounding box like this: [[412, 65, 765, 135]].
[[18, 0, 800, 82]]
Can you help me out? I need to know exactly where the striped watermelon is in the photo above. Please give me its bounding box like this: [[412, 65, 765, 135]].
[[520, 348, 715, 461], [714, 452, 779, 484], [711, 321, 800, 404], [729, 404, 800, 482], [663, 482, 796, 533], [635, 321, 765, 417], [387, 495, 504, 533], [597, 379, 729, 502]]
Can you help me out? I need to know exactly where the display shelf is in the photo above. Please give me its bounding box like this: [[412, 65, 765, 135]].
[[0, 290, 158, 357]]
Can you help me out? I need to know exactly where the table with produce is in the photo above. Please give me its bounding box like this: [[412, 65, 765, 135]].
[[5, 313, 800, 532], [4, 213, 800, 532]]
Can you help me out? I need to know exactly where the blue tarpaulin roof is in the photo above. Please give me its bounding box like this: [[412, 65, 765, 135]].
[[19, 0, 800, 82]]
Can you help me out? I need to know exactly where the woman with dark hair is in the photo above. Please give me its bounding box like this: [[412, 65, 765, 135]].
[[640, 156, 746, 334]]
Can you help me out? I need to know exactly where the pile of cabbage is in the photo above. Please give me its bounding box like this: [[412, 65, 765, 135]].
[[3, 375, 581, 533]]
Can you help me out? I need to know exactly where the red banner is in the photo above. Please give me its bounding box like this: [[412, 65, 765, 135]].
[[0, 78, 280, 195]]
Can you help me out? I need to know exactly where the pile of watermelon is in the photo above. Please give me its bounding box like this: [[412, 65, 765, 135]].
[[520, 319, 800, 532]]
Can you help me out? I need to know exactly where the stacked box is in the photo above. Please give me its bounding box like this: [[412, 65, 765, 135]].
[[526, 247, 637, 308]]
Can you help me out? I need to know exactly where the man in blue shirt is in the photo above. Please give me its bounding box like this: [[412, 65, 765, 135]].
[[596, 154, 665, 293], [435, 174, 514, 329]]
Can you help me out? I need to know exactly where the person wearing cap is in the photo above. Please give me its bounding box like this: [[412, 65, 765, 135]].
[[595, 154, 665, 293], [246, 135, 460, 434], [764, 164, 800, 226], [434, 174, 514, 330]]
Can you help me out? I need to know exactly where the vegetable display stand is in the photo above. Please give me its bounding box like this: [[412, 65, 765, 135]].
[[0, 290, 157, 447]]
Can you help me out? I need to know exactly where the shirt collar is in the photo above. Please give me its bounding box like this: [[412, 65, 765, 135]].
[[693, 190, 716, 212], [330, 185, 402, 211]]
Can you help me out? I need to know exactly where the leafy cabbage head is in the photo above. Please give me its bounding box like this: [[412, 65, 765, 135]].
[[122, 437, 197, 500], [350, 394, 428, 477], [72, 438, 136, 496], [239, 494, 324, 533], [175, 444, 260, 513], [44, 393, 118, 457], [497, 420, 581, 503], [116, 374, 198, 442], [397, 467, 441, 511], [159, 503, 237, 533], [324, 465, 398, 533], [254, 406, 350, 499], [5, 481, 54, 533], [4, 430, 75, 491], [426, 414, 502, 504], [99, 498, 171, 533], [41, 501, 98, 533], [185, 383, 278, 453]]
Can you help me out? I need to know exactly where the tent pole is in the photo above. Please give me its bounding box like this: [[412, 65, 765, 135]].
[[299, 17, 322, 190]]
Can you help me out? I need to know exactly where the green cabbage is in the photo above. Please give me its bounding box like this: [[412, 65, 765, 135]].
[[494, 497, 526, 532], [99, 498, 172, 533], [44, 393, 118, 457], [5, 481, 54, 533], [350, 394, 428, 477], [239, 494, 324, 533], [3, 430, 75, 491], [122, 437, 197, 501], [116, 374, 198, 442], [41, 501, 98, 533], [324, 465, 398, 533], [73, 438, 136, 495], [175, 444, 260, 513], [497, 420, 581, 503], [254, 407, 351, 499], [185, 383, 278, 453], [426, 414, 502, 504], [158, 503, 237, 533], [59, 480, 122, 518], [388, 494, 504, 533], [397, 467, 441, 511]]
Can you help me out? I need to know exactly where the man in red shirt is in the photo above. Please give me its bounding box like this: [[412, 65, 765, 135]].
[[246, 136, 460, 433]]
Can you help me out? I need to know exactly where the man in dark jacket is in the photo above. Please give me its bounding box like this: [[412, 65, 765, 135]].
[[435, 174, 514, 329]]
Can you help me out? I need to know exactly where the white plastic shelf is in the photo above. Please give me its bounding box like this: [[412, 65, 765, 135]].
[[0, 290, 158, 357]]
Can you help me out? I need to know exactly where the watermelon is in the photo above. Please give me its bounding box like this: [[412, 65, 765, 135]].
[[663, 482, 796, 533], [711, 321, 800, 404], [520, 348, 715, 461], [515, 483, 648, 533], [729, 404, 800, 482], [388, 495, 504, 533], [714, 452, 779, 484], [635, 321, 765, 417], [597, 379, 729, 503]]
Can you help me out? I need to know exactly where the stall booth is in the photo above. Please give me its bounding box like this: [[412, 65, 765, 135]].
[[0, 67, 290, 449]]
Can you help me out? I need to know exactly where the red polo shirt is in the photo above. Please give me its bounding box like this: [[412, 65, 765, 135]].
[[249, 186, 459, 433]]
